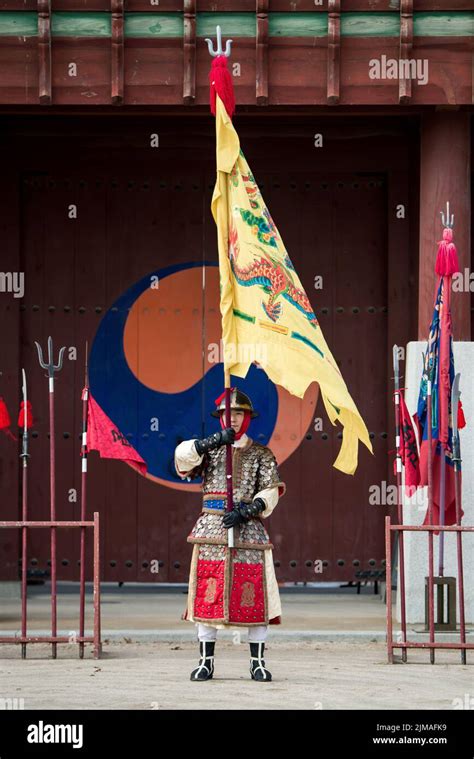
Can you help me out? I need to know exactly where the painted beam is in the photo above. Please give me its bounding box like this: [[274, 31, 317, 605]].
[[0, 11, 472, 38], [413, 11, 474, 36], [0, 1, 472, 10]]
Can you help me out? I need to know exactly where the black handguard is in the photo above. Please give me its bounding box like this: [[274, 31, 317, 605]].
[[194, 426, 235, 456], [238, 497, 267, 519]]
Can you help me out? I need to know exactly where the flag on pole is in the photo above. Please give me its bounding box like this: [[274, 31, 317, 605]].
[[87, 393, 147, 475], [210, 90, 372, 475], [396, 389, 420, 495], [413, 260, 464, 531]]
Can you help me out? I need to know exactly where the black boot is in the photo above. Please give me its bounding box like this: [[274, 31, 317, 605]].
[[190, 640, 215, 681], [249, 641, 272, 681]]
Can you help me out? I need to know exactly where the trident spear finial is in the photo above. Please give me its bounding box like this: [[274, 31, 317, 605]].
[[440, 201, 454, 229], [35, 336, 66, 379], [205, 25, 233, 58]]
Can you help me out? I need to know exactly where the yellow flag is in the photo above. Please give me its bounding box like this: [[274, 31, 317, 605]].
[[211, 94, 373, 475]]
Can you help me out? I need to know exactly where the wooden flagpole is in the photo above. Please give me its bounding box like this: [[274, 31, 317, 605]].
[[224, 374, 234, 548], [206, 25, 235, 550]]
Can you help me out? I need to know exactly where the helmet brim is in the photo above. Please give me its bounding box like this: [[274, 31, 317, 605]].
[[211, 408, 259, 419]]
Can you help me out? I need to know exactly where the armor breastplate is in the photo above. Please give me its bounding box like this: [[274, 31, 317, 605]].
[[201, 437, 279, 504], [187, 437, 282, 551]]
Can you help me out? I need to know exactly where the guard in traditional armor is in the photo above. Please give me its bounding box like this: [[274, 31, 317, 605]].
[[174, 388, 286, 682]]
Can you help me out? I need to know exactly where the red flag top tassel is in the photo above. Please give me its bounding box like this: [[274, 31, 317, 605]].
[[0, 397, 16, 440], [209, 56, 235, 120], [435, 227, 460, 277], [18, 400, 34, 429]]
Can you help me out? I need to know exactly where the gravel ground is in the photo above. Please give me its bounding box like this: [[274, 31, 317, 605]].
[[0, 639, 472, 711]]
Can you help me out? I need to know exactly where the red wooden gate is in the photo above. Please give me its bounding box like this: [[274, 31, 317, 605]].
[[0, 114, 418, 584]]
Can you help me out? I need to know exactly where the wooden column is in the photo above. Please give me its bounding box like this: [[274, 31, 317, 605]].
[[399, 0, 413, 105], [183, 0, 196, 105], [38, 0, 52, 104], [111, 0, 124, 105], [256, 0, 269, 106], [419, 111, 471, 340], [327, 0, 340, 105]]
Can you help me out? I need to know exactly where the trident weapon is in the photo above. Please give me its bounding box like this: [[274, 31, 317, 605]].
[[20, 369, 29, 659], [205, 25, 233, 58], [438, 203, 454, 577], [451, 373, 466, 664], [206, 24, 235, 549], [35, 336, 66, 659]]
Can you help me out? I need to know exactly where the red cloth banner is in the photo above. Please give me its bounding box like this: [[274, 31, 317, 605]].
[[87, 393, 147, 475], [398, 391, 420, 494]]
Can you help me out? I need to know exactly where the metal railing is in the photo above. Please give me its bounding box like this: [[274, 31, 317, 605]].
[[385, 517, 473, 663], [0, 514, 101, 659]]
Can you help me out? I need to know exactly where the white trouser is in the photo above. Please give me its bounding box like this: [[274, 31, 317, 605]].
[[197, 622, 268, 643]]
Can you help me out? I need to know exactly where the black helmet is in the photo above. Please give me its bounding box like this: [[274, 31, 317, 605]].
[[211, 388, 258, 418]]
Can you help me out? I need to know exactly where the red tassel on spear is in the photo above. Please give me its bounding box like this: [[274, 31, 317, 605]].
[[435, 226, 460, 277], [206, 25, 235, 120], [209, 56, 235, 120], [457, 399, 466, 429], [0, 396, 17, 440], [18, 399, 34, 429]]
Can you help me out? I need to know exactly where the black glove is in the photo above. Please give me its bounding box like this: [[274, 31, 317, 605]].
[[222, 505, 247, 529], [222, 498, 267, 529], [194, 427, 235, 455]]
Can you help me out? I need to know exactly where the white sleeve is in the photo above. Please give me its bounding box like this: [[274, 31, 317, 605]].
[[174, 439, 204, 479], [254, 485, 280, 518]]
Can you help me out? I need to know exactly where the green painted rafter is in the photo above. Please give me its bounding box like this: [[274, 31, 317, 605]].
[[0, 11, 471, 38]]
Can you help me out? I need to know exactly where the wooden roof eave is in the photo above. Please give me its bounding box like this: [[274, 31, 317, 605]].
[[0, 8, 471, 106]]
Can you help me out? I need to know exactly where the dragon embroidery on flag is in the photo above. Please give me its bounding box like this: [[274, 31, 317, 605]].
[[231, 160, 279, 247], [228, 218, 318, 328]]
